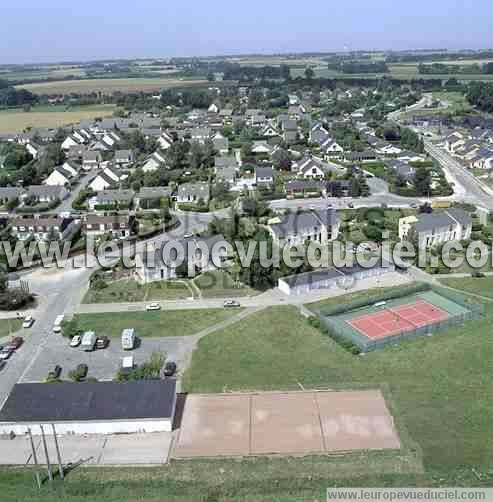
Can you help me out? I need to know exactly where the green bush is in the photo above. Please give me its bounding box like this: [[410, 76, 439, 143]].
[[92, 279, 108, 290], [61, 318, 82, 338], [69, 367, 87, 382]]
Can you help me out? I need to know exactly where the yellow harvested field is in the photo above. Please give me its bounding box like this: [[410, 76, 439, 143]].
[[0, 106, 116, 133], [16, 77, 208, 95]]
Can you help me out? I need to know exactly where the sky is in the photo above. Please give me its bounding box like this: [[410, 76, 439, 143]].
[[1, 0, 492, 64]]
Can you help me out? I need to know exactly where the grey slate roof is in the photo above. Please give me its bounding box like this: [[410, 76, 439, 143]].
[[177, 182, 210, 201], [256, 167, 274, 179], [270, 209, 339, 238], [152, 234, 225, 264], [137, 186, 172, 199], [95, 189, 134, 204], [26, 185, 66, 198], [215, 155, 236, 168], [0, 187, 25, 200], [0, 381, 176, 422], [413, 209, 472, 233]]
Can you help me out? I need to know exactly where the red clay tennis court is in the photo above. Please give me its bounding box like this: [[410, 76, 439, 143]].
[[347, 299, 450, 340]]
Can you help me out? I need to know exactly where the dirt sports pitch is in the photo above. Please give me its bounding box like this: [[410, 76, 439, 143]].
[[172, 390, 400, 458]]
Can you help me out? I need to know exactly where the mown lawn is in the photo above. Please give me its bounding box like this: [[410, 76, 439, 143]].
[[0, 318, 23, 338], [74, 308, 240, 338], [194, 270, 259, 298], [83, 279, 190, 303], [440, 276, 493, 299], [183, 295, 493, 471], [3, 464, 492, 502]]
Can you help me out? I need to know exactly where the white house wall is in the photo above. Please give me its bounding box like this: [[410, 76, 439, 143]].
[[0, 419, 172, 436]]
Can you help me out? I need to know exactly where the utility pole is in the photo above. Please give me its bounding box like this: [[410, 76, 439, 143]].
[[27, 428, 41, 490], [51, 424, 64, 480], [39, 425, 53, 482]]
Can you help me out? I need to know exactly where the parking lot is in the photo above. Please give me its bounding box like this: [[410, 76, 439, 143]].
[[19, 332, 194, 383]]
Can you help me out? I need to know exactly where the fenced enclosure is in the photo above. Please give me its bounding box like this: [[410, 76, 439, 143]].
[[320, 282, 484, 352]]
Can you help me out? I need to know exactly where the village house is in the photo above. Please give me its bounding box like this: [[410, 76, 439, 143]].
[[445, 132, 465, 153], [83, 214, 135, 240], [157, 132, 174, 150], [23, 185, 68, 205], [87, 189, 134, 211], [142, 151, 167, 172], [88, 167, 125, 192], [267, 209, 340, 247], [134, 187, 172, 210], [44, 165, 77, 187], [82, 151, 102, 170], [114, 149, 135, 168], [255, 166, 275, 188], [0, 187, 25, 207], [11, 217, 75, 241], [177, 182, 210, 204], [215, 166, 237, 185], [399, 208, 472, 248], [285, 180, 324, 199], [135, 234, 226, 283]]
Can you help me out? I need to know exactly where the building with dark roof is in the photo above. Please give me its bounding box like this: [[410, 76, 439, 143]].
[[399, 209, 472, 248], [0, 380, 177, 435], [268, 209, 340, 246], [278, 260, 395, 296], [136, 234, 226, 283]]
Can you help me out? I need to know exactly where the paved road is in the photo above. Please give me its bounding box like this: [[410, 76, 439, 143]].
[[57, 168, 98, 213], [424, 140, 493, 209], [0, 209, 221, 404]]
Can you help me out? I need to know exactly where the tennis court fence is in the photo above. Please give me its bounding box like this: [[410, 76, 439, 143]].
[[319, 282, 484, 352]]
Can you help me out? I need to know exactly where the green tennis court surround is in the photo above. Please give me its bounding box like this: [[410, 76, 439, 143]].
[[320, 283, 483, 352]]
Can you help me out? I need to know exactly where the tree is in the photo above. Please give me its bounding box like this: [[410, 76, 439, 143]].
[[207, 72, 215, 82], [280, 64, 291, 81], [414, 166, 431, 196], [304, 67, 315, 80]]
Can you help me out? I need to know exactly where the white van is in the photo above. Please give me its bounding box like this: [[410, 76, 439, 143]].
[[81, 331, 96, 352], [121, 329, 135, 351], [53, 315, 65, 334]]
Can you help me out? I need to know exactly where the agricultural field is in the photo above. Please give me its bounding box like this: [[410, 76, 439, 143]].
[[15, 77, 208, 95], [0, 66, 87, 82], [0, 104, 116, 133], [290, 66, 342, 78], [227, 55, 328, 66]]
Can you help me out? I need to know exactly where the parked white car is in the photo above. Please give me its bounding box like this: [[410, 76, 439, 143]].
[[146, 303, 161, 311], [70, 335, 81, 347], [223, 300, 241, 308], [22, 316, 34, 328]]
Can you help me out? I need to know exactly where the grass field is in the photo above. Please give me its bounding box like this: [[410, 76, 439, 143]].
[[15, 77, 208, 95], [5, 463, 493, 502], [440, 276, 493, 299], [193, 270, 259, 298], [82, 279, 190, 303], [432, 91, 472, 114], [0, 104, 116, 133], [183, 286, 493, 472], [0, 318, 23, 338], [74, 308, 239, 338]]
